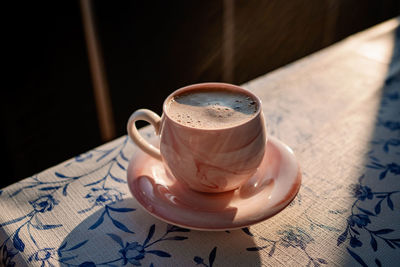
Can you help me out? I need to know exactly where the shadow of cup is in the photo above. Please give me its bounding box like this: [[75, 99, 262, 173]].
[[56, 197, 262, 266]]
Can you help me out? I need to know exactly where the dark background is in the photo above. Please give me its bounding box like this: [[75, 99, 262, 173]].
[[2, 0, 400, 188]]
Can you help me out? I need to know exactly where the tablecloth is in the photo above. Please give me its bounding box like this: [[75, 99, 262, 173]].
[[1, 18, 399, 266]]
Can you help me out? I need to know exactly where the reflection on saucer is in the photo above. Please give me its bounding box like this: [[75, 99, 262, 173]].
[[127, 136, 301, 231]]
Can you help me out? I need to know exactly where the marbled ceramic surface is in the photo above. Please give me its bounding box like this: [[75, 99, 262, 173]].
[[127, 136, 301, 230], [129, 83, 267, 193]]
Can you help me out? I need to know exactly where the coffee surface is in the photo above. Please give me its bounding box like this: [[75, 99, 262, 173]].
[[167, 89, 258, 129]]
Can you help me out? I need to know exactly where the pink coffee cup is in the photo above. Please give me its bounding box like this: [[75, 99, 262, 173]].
[[127, 83, 267, 193]]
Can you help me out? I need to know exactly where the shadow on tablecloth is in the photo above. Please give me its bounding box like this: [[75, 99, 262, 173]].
[[57, 197, 262, 266], [340, 19, 400, 267]]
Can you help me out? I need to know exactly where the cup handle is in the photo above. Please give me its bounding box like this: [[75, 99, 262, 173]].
[[127, 109, 162, 160]]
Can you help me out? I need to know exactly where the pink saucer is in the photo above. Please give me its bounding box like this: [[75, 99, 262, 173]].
[[127, 136, 301, 231]]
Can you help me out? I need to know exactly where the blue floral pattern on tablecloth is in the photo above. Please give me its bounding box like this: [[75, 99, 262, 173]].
[[0, 136, 194, 266]]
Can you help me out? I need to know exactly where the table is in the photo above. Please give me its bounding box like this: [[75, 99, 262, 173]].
[[1, 17, 399, 267]]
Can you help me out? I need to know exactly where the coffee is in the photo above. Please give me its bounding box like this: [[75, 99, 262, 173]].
[[167, 88, 258, 129]]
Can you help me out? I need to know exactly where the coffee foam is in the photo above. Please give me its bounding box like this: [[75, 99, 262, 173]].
[[167, 89, 258, 129]]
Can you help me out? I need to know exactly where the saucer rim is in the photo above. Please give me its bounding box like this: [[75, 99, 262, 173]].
[[127, 136, 302, 231]]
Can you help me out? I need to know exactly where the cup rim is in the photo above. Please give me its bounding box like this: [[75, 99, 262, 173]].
[[162, 82, 263, 131]]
